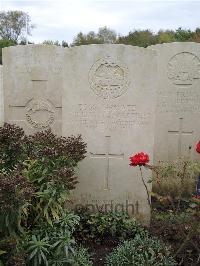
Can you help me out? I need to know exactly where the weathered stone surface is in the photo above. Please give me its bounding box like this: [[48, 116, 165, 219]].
[[2, 45, 63, 135], [149, 43, 200, 161], [62, 45, 157, 225], [0, 65, 3, 125]]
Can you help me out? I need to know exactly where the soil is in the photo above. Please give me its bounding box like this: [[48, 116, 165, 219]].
[[150, 215, 200, 266], [83, 238, 119, 266]]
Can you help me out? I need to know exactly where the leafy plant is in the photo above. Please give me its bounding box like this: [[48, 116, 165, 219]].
[[74, 209, 147, 243], [106, 235, 177, 266], [54, 211, 80, 233], [25, 231, 75, 266], [32, 182, 70, 225], [0, 124, 87, 264], [48, 247, 93, 266], [22, 130, 87, 226], [153, 211, 191, 224], [23, 211, 81, 265], [0, 123, 26, 171], [69, 247, 93, 266], [26, 235, 50, 266], [0, 170, 35, 235], [51, 231, 75, 258]]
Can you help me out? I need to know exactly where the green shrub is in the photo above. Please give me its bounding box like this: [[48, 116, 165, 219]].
[[153, 211, 191, 224], [152, 159, 199, 211], [0, 123, 26, 171], [0, 123, 87, 264], [24, 226, 93, 266], [0, 124, 87, 228], [153, 159, 199, 198], [47, 247, 92, 266], [23, 129, 87, 226], [74, 209, 147, 242], [23, 211, 84, 265], [68, 247, 93, 266], [0, 170, 35, 235], [106, 235, 177, 266]]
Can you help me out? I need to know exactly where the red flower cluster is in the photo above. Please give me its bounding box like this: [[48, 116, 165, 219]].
[[196, 141, 200, 153], [129, 152, 149, 167]]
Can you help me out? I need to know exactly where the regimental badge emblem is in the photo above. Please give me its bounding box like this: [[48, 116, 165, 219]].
[[89, 56, 129, 99], [167, 52, 200, 85], [25, 98, 55, 129]]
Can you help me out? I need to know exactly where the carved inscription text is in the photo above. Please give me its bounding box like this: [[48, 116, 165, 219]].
[[70, 103, 150, 130], [158, 88, 200, 114]]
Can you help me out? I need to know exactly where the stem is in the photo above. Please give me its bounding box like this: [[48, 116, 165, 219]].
[[139, 166, 151, 206]]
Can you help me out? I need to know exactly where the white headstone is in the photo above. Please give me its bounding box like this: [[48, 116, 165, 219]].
[[62, 45, 157, 225], [150, 42, 200, 161], [3, 45, 63, 134]]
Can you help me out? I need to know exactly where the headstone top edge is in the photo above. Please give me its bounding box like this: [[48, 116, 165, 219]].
[[67, 43, 157, 54], [2, 44, 65, 52], [148, 41, 200, 49]]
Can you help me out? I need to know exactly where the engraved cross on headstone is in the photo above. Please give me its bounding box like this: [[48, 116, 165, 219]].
[[9, 78, 62, 126], [8, 78, 48, 123], [168, 118, 193, 157], [90, 136, 124, 190]]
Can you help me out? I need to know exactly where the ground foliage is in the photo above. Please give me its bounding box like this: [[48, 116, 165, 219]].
[[150, 159, 200, 265], [106, 235, 177, 266], [74, 209, 147, 244], [0, 123, 90, 265], [0, 123, 200, 265]]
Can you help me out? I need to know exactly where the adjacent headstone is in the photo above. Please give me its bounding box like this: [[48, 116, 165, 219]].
[[62, 45, 157, 225], [0, 65, 4, 125], [2, 45, 63, 134], [149, 43, 200, 161]]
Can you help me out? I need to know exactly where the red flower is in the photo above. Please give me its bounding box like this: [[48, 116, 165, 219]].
[[196, 141, 200, 153], [129, 152, 149, 167]]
